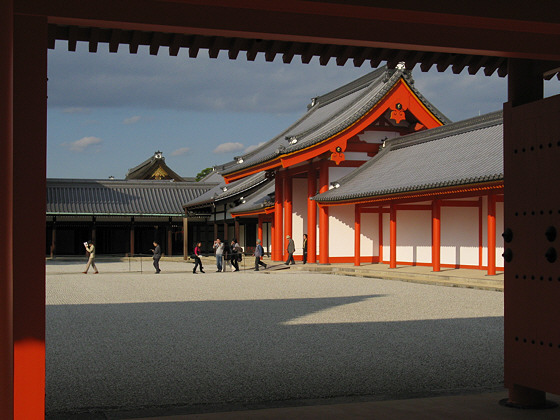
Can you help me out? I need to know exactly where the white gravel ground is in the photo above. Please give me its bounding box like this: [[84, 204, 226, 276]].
[[45, 260, 504, 416]]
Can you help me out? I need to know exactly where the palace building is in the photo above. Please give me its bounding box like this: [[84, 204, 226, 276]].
[[46, 151, 218, 257], [196, 66, 504, 273]]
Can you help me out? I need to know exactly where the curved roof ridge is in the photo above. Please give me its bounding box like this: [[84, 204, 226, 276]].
[[313, 66, 389, 107]]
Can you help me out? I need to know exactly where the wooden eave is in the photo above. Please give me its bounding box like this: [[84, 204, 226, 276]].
[[316, 181, 504, 207]]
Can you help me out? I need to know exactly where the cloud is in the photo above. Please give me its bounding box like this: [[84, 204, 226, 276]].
[[244, 142, 266, 154], [170, 147, 190, 156], [123, 115, 142, 124], [62, 136, 103, 152], [46, 47, 371, 114], [62, 107, 90, 114], [213, 142, 245, 154]]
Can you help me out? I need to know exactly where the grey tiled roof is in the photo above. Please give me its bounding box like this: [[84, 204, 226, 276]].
[[217, 66, 450, 176], [47, 179, 214, 216], [184, 172, 269, 209], [230, 182, 275, 214], [315, 111, 503, 202]]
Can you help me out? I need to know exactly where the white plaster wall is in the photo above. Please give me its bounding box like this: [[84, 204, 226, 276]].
[[357, 130, 400, 143], [239, 224, 246, 249], [264, 222, 272, 254], [396, 210, 432, 263], [382, 212, 390, 260], [481, 196, 488, 267], [329, 205, 355, 257], [360, 212, 378, 256], [329, 166, 355, 182], [479, 197, 504, 269], [292, 178, 307, 256], [441, 207, 479, 266], [496, 201, 504, 268]]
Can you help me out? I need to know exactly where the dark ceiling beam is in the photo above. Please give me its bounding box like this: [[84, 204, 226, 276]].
[[483, 57, 502, 76], [436, 54, 455, 72], [368, 48, 385, 69], [227, 37, 243, 60], [149, 31, 163, 55], [67, 26, 78, 51], [128, 30, 141, 54], [168, 33, 183, 56], [88, 27, 99, 53], [352, 47, 370, 67], [300, 43, 316, 64], [420, 52, 440, 72], [467, 55, 488, 75], [44, 23, 560, 79]]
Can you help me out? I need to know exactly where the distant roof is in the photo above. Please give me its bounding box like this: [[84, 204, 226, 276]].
[[315, 111, 503, 203], [184, 172, 270, 209], [231, 182, 275, 215], [125, 151, 186, 181], [216, 66, 450, 176], [47, 179, 214, 216]]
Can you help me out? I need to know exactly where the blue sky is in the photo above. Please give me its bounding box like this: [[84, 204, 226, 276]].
[[47, 42, 560, 179]]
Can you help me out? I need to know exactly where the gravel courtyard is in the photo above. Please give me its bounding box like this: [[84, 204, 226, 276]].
[[45, 260, 504, 417]]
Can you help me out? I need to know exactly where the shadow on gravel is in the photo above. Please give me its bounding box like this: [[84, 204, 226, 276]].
[[45, 295, 503, 419]]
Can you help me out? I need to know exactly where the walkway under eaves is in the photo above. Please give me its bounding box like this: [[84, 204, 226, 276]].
[[291, 262, 504, 292]]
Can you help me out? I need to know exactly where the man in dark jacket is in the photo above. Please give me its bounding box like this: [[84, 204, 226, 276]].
[[285, 235, 296, 265], [254, 239, 267, 271], [152, 241, 161, 274]]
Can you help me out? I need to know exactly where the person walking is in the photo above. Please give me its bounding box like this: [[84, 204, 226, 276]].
[[230, 239, 242, 272], [213, 238, 224, 272], [254, 239, 267, 271], [82, 240, 99, 274], [285, 235, 296, 265], [193, 242, 204, 274], [302, 233, 308, 264], [151, 241, 161, 274]]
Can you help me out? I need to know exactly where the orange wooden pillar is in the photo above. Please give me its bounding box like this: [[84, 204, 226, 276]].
[[432, 199, 441, 272], [283, 170, 292, 246], [487, 194, 497, 275], [318, 161, 329, 264], [389, 204, 397, 268], [354, 205, 361, 266], [307, 164, 317, 263], [378, 209, 384, 262], [257, 215, 263, 243], [0, 0, 14, 417], [13, 14, 47, 419], [273, 171, 283, 261]]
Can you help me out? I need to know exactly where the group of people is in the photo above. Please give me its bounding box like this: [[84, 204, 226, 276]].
[[82, 233, 309, 275], [206, 238, 245, 273]]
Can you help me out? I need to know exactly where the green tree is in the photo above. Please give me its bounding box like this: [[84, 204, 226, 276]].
[[195, 167, 213, 182]]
